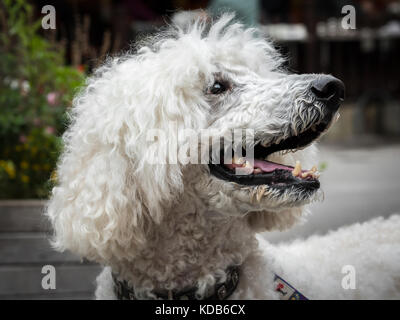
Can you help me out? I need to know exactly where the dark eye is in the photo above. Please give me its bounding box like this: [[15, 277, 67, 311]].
[[210, 81, 227, 94]]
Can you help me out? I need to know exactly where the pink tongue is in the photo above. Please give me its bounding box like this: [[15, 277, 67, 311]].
[[253, 159, 293, 173]]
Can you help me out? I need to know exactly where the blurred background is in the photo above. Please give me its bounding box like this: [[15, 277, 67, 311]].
[[0, 0, 399, 299]]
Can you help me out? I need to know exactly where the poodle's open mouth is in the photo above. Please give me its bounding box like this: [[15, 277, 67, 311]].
[[208, 113, 339, 191]]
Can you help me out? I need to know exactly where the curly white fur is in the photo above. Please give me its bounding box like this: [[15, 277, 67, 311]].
[[46, 13, 400, 300]]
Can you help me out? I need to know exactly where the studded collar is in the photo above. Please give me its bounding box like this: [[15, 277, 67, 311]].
[[113, 266, 240, 300]]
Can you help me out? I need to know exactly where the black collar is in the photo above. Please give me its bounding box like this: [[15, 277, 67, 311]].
[[113, 266, 240, 300]]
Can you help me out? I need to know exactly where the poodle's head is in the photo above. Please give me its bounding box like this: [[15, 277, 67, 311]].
[[47, 14, 344, 261]]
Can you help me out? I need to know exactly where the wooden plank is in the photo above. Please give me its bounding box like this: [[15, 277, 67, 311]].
[[0, 264, 101, 295], [0, 200, 49, 232], [0, 233, 84, 264]]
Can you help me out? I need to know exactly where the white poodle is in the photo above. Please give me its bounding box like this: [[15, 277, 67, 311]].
[[46, 14, 400, 300]]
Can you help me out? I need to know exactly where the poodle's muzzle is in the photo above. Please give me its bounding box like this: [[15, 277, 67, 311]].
[[209, 75, 345, 192]]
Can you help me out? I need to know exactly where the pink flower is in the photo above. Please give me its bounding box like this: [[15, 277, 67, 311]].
[[45, 126, 55, 135], [46, 92, 58, 106], [19, 135, 27, 143]]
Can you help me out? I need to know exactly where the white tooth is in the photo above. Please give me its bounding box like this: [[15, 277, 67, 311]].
[[261, 140, 268, 147], [292, 161, 302, 177], [308, 171, 320, 179], [254, 168, 262, 174], [232, 156, 245, 165], [239, 161, 254, 175], [302, 170, 319, 179]]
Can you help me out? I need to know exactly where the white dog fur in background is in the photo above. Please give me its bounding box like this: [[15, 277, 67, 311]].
[[45, 13, 400, 300]]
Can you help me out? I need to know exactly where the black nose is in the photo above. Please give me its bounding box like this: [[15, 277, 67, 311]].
[[311, 75, 345, 110]]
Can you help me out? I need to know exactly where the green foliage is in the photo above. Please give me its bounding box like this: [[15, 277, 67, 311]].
[[0, 0, 84, 198]]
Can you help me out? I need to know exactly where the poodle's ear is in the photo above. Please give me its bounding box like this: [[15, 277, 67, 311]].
[[45, 58, 185, 262], [46, 142, 151, 262]]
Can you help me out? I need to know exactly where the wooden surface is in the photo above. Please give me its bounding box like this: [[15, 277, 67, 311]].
[[0, 201, 101, 300]]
